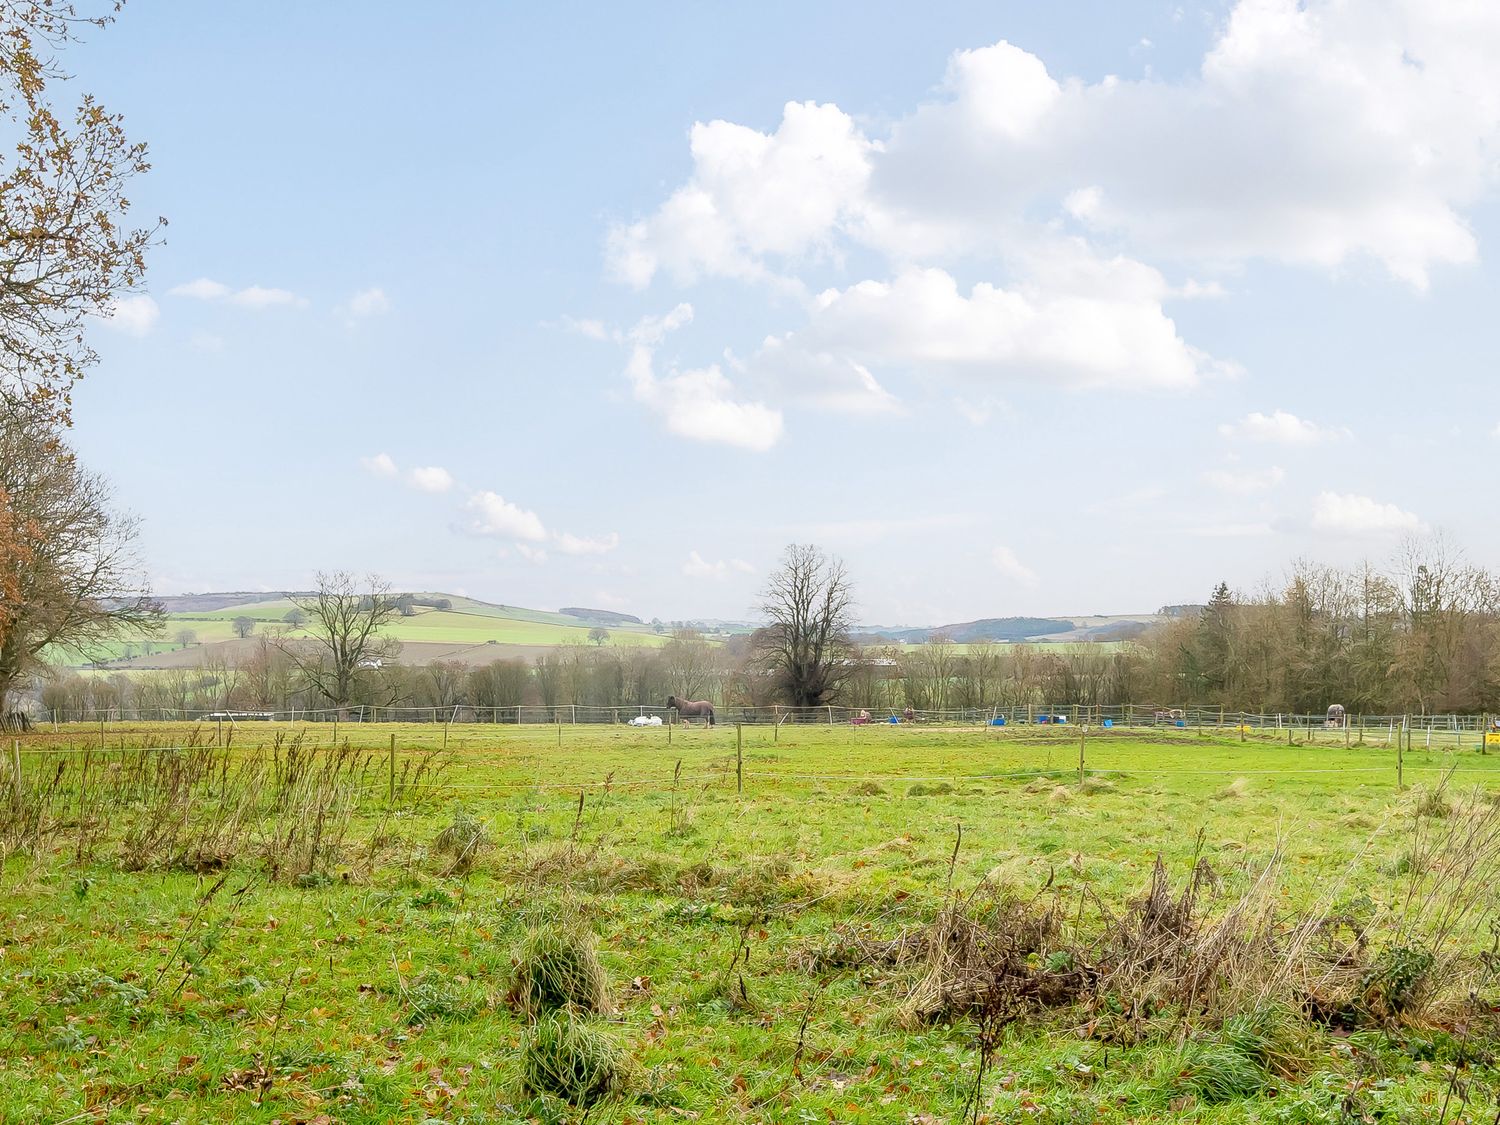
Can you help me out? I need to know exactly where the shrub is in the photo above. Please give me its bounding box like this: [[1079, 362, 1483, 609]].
[[1359, 945, 1435, 1021], [520, 1011, 628, 1106], [510, 925, 610, 1017]]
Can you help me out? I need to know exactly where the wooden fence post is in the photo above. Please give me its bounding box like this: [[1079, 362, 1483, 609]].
[[736, 723, 743, 795], [388, 733, 396, 803], [1078, 725, 1086, 784]]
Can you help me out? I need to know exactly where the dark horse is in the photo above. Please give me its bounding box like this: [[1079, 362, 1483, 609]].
[[666, 695, 715, 727]]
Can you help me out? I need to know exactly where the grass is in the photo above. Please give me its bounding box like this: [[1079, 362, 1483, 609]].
[[0, 721, 1498, 1121]]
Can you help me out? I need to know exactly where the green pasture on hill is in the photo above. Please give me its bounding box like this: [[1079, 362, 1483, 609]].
[[2, 723, 1499, 1122]]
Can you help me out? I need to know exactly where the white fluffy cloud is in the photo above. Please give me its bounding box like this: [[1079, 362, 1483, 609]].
[[460, 489, 618, 560], [879, 3, 1500, 285], [169, 278, 230, 300], [409, 465, 454, 494], [1203, 465, 1286, 495], [170, 278, 307, 308], [625, 306, 784, 451], [682, 551, 755, 580], [763, 254, 1225, 393], [603, 1, 1500, 438], [991, 545, 1039, 587], [360, 452, 399, 478], [464, 491, 548, 541], [554, 531, 620, 556], [96, 294, 160, 337], [347, 287, 391, 317], [1218, 410, 1348, 445], [608, 100, 875, 289], [1311, 491, 1426, 535]]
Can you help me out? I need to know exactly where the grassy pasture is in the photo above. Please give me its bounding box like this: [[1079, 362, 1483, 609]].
[[1, 722, 1498, 1122]]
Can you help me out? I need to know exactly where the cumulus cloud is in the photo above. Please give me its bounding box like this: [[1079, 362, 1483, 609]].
[[607, 100, 876, 288], [553, 531, 620, 556], [458, 488, 617, 560], [169, 278, 230, 300], [96, 294, 160, 337], [682, 550, 755, 580], [1218, 410, 1349, 445], [1311, 491, 1426, 535], [347, 287, 391, 317], [360, 452, 399, 478], [409, 465, 454, 494], [169, 277, 307, 308], [1203, 465, 1286, 495], [464, 491, 548, 541], [761, 253, 1229, 393], [878, 5, 1500, 285], [603, 1, 1500, 435], [624, 306, 784, 451], [991, 545, 1039, 587]]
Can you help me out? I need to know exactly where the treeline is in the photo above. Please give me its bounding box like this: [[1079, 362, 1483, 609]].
[[1138, 545, 1500, 714], [34, 542, 1500, 719]]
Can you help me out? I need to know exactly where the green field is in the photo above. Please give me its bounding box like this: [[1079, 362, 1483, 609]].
[[55, 597, 673, 667], [2, 723, 1498, 1122]]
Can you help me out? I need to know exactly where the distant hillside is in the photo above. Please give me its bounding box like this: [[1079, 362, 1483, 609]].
[[853, 613, 1169, 645], [854, 617, 1075, 644], [560, 607, 643, 627], [155, 592, 314, 613]]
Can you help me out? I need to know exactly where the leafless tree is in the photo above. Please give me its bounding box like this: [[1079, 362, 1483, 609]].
[[662, 628, 716, 701], [587, 626, 610, 647], [232, 615, 255, 639], [755, 543, 856, 708], [0, 416, 158, 714], [281, 571, 399, 708]]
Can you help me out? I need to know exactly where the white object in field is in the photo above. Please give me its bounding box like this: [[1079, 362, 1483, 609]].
[[628, 715, 663, 727]]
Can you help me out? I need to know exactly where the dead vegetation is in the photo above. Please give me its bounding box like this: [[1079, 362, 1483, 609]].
[[0, 731, 448, 880], [801, 797, 1500, 1060]]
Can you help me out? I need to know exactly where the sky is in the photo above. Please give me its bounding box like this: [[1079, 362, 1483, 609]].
[[63, 0, 1500, 626]]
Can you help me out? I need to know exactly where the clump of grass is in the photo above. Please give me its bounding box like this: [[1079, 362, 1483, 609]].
[[433, 807, 488, 873], [850, 781, 886, 797], [1413, 788, 1451, 819], [1049, 786, 1074, 805], [510, 924, 610, 1017], [1172, 1005, 1309, 1104], [402, 968, 476, 1025], [906, 782, 955, 797], [1078, 777, 1116, 795], [520, 1010, 629, 1107], [1216, 777, 1250, 800]]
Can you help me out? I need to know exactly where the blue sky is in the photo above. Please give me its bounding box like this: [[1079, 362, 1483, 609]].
[[69, 1, 1500, 625]]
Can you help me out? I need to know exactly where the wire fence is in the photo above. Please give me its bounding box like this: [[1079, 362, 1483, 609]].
[[21, 702, 1500, 750]]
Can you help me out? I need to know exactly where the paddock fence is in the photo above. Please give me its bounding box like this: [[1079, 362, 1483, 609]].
[[22, 702, 1500, 749]]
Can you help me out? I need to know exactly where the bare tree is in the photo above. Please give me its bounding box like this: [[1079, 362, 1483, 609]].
[[282, 607, 307, 628], [174, 628, 196, 648], [0, 417, 159, 714], [662, 628, 716, 700], [755, 543, 856, 708], [587, 626, 610, 647], [232, 615, 255, 639], [0, 2, 161, 426], [281, 571, 399, 708]]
